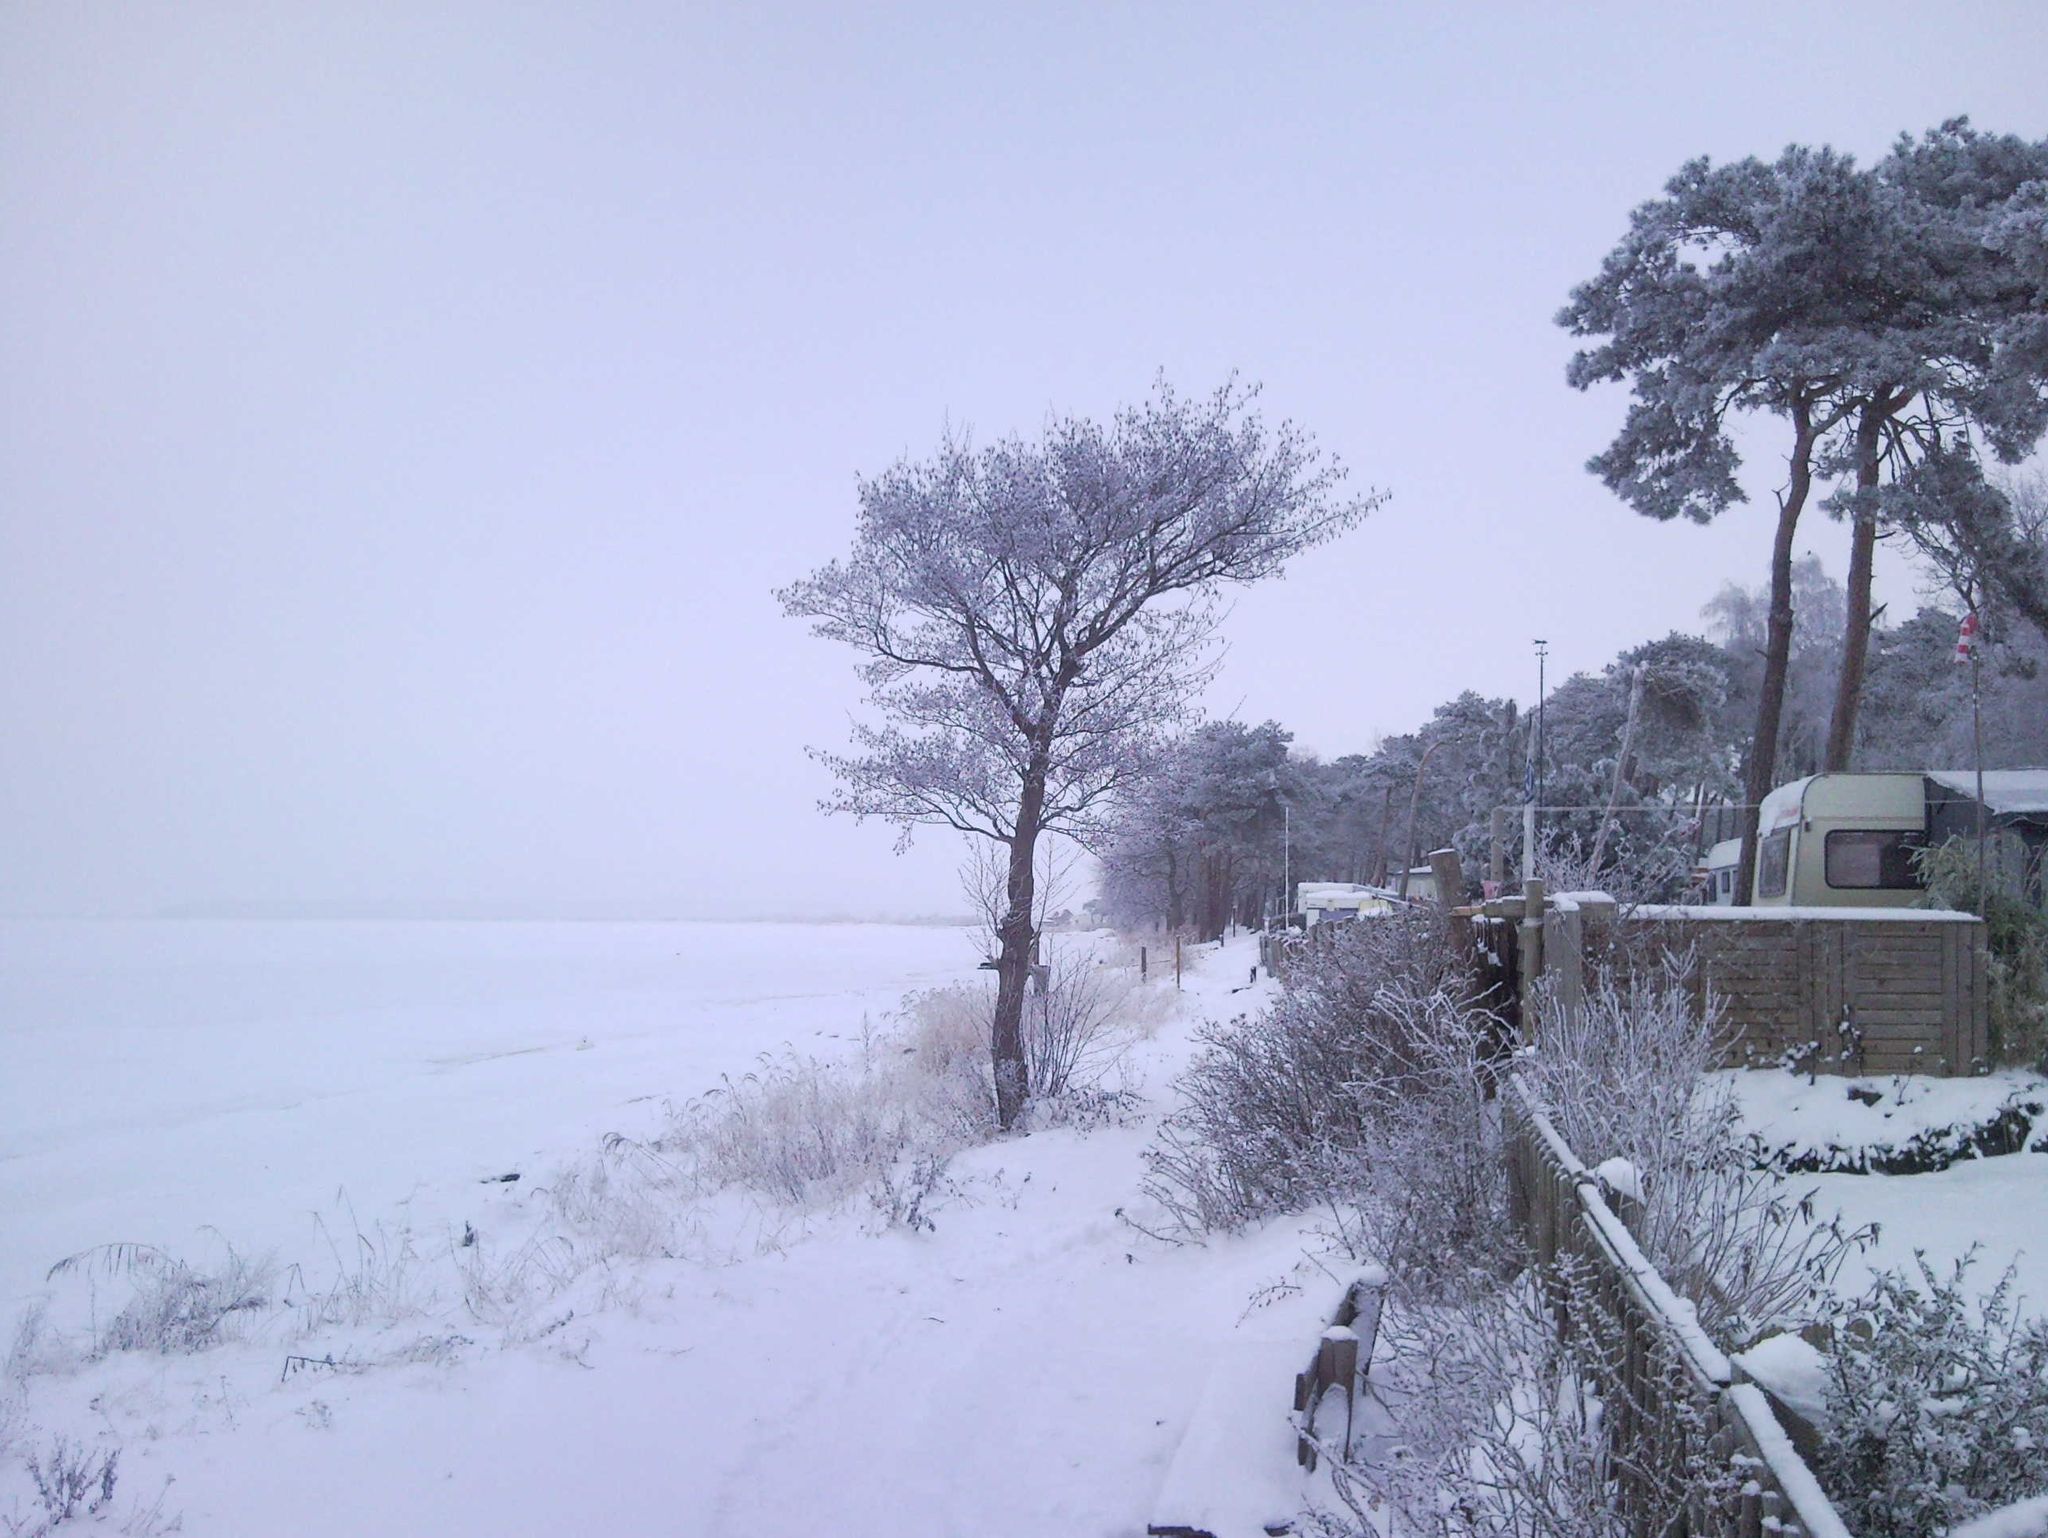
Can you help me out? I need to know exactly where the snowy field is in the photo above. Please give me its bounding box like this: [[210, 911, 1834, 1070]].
[[0, 919, 991, 1310], [1, 920, 1331, 1537]]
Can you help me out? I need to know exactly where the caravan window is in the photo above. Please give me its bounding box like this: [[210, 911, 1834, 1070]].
[[1824, 829, 1924, 890], [1758, 828, 1791, 898]]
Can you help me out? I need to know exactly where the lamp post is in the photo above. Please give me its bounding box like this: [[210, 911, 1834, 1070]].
[[1524, 640, 1548, 880]]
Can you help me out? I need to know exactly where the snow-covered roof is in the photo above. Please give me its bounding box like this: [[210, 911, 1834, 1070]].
[[1701, 838, 1741, 867], [1758, 776, 1812, 831], [1925, 769, 2048, 815]]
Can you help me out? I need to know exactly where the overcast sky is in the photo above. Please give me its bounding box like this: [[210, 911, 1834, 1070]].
[[4, 3, 2045, 919]]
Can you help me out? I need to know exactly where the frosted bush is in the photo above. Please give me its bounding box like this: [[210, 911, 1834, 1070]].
[[44, 1242, 273, 1361], [1819, 1253, 2048, 1538], [1141, 912, 1510, 1275], [1315, 1261, 1732, 1538], [909, 941, 1157, 1104], [1520, 969, 1865, 1345]]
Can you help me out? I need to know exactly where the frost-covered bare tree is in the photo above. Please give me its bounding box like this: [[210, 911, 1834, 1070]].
[[780, 378, 1376, 1128]]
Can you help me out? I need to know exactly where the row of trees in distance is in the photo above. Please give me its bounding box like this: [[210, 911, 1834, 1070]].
[[1097, 527, 2048, 935]]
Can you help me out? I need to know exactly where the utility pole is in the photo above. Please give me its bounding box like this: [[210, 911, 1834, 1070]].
[[1525, 640, 1548, 880], [1967, 608, 1987, 903], [1536, 640, 1548, 822]]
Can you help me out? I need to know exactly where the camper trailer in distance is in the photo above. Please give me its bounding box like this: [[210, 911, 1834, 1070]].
[[1746, 770, 2048, 908], [1750, 773, 1928, 908]]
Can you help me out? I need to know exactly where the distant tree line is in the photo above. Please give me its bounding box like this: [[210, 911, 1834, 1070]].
[[1100, 116, 2048, 936], [1097, 527, 2048, 933]]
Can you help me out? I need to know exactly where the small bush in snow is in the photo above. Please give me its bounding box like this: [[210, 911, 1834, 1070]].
[[1520, 968, 1865, 1346], [45, 1243, 273, 1361], [9, 1437, 119, 1534], [1818, 1253, 2048, 1538], [908, 940, 1160, 1104], [1533, 825, 1689, 908], [670, 1033, 994, 1208], [1141, 913, 1510, 1276]]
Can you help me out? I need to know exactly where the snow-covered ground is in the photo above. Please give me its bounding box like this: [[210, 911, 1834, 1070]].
[[0, 919, 991, 1310], [2, 920, 1334, 1536], [1725, 1067, 2048, 1310]]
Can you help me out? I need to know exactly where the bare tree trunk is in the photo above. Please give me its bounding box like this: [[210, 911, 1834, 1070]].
[[1736, 401, 1819, 906], [1201, 853, 1227, 942], [1825, 403, 1885, 772], [1371, 783, 1394, 887], [1589, 663, 1646, 873], [990, 770, 1046, 1131]]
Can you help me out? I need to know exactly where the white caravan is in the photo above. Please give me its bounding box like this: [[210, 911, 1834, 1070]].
[[1749, 773, 1930, 908]]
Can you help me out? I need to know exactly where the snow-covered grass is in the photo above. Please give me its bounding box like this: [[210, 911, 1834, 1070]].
[[1724, 1066, 2048, 1312], [2, 920, 1339, 1535]]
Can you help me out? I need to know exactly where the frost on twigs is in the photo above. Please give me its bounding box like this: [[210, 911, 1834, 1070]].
[[1139, 911, 1512, 1282], [1520, 966, 1868, 1348], [1313, 1260, 1736, 1538], [1819, 1252, 2048, 1538]]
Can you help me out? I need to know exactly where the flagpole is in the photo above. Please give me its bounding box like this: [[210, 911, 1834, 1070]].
[[1971, 617, 1987, 906], [1955, 605, 1988, 907]]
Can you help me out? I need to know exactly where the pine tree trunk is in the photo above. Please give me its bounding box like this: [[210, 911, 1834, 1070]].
[[1736, 402, 1819, 906], [1825, 404, 1885, 772]]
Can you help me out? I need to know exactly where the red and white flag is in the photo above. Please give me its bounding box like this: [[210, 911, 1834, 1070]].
[[1954, 610, 1980, 664]]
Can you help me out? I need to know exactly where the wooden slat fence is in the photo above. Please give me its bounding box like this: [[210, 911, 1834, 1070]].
[[1468, 888, 1990, 1076], [1506, 1077, 1855, 1538]]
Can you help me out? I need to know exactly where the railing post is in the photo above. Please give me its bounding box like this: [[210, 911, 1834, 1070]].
[[1520, 878, 1547, 1035]]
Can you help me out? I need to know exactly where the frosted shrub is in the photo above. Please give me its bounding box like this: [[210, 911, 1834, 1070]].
[[1819, 1254, 2048, 1538], [911, 944, 1155, 1105], [668, 1039, 993, 1209], [1142, 913, 1509, 1273], [11, 1437, 120, 1533], [1520, 969, 1863, 1345], [1317, 1262, 1731, 1538], [1534, 825, 1691, 908], [45, 1242, 273, 1360]]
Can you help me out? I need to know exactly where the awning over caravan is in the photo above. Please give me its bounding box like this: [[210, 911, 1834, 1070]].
[[1925, 770, 2048, 817]]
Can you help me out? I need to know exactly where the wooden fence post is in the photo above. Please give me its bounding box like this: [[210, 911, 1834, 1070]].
[[1520, 879, 1547, 1036]]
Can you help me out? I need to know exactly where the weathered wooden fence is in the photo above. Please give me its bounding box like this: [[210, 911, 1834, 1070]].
[[1506, 1077, 1853, 1538], [1474, 886, 1990, 1076]]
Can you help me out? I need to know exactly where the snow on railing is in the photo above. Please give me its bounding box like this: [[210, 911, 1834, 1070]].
[[1506, 1076, 1857, 1538]]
